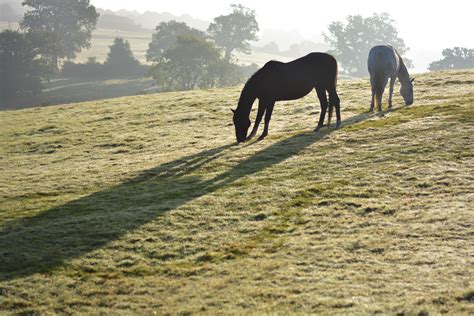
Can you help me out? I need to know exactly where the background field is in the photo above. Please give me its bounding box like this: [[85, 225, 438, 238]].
[[1, 21, 291, 109], [0, 22, 288, 65], [0, 70, 473, 314]]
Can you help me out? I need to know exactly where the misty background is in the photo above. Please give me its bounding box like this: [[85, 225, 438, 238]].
[[2, 0, 473, 72], [1, 0, 472, 109], [88, 0, 474, 72]]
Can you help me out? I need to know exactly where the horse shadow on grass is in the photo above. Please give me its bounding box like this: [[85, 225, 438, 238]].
[[0, 111, 374, 281]]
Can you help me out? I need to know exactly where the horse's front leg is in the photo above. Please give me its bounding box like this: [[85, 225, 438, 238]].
[[258, 102, 275, 141], [247, 99, 265, 141], [315, 87, 328, 131], [388, 76, 396, 110]]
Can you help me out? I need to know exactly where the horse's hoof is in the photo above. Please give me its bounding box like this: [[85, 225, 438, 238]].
[[335, 122, 342, 129]]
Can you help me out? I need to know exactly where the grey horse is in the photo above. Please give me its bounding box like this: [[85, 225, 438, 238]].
[[368, 45, 414, 112]]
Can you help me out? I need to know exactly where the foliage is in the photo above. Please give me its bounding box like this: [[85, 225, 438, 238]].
[[239, 62, 260, 80], [61, 38, 146, 79], [282, 41, 329, 58], [0, 30, 52, 107], [324, 13, 410, 77], [259, 41, 280, 54], [61, 58, 105, 78], [98, 14, 146, 32], [146, 20, 206, 62], [429, 47, 474, 71], [104, 37, 141, 77], [148, 36, 222, 91], [207, 4, 259, 62], [21, 0, 99, 70]]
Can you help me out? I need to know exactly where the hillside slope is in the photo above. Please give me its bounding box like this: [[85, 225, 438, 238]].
[[0, 71, 473, 314]]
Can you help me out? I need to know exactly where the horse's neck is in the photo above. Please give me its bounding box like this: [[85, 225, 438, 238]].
[[397, 58, 411, 86], [237, 83, 257, 116]]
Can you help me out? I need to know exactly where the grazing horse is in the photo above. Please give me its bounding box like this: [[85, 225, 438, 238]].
[[232, 52, 341, 143], [368, 45, 414, 113]]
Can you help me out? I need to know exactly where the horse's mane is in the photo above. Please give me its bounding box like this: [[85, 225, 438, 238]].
[[396, 52, 410, 84]]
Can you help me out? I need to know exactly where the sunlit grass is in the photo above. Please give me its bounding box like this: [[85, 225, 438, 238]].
[[0, 70, 473, 314]]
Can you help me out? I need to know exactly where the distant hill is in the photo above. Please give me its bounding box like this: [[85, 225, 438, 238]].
[[99, 8, 210, 31], [253, 40, 330, 59], [97, 11, 147, 32]]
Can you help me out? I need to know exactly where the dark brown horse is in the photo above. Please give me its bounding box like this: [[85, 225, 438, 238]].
[[232, 52, 340, 143]]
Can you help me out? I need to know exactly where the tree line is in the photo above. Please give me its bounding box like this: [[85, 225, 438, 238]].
[[1, 0, 472, 108]]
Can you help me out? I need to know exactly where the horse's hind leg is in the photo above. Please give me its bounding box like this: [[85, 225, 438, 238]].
[[247, 99, 266, 140], [370, 77, 376, 112], [258, 101, 275, 141], [315, 87, 328, 131], [327, 86, 341, 128], [388, 75, 396, 110]]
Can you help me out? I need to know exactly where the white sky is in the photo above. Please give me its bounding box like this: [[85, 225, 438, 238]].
[[91, 0, 474, 72]]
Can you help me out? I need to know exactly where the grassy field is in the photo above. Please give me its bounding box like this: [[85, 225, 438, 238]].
[[42, 77, 155, 106], [0, 70, 473, 314]]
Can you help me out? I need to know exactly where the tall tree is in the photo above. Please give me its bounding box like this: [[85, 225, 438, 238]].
[[207, 4, 259, 62], [21, 0, 99, 71], [429, 47, 474, 71], [324, 13, 410, 77], [148, 36, 221, 91], [0, 30, 51, 107], [146, 21, 206, 62], [104, 37, 140, 76]]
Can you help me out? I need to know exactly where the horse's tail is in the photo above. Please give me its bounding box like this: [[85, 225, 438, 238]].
[[327, 60, 338, 126]]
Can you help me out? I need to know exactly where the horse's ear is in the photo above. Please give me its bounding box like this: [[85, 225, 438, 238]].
[[411, 78, 415, 83], [231, 108, 235, 114]]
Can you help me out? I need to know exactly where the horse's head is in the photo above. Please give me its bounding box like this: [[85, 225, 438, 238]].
[[400, 78, 415, 106], [232, 109, 251, 143]]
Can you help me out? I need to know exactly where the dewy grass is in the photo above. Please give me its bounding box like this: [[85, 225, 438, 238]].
[[0, 70, 473, 314]]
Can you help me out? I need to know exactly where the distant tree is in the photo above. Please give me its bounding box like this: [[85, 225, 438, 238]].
[[146, 21, 206, 62], [104, 37, 140, 76], [86, 56, 98, 64], [98, 14, 145, 32], [429, 47, 474, 71], [260, 41, 280, 54], [324, 13, 411, 77], [283, 40, 329, 58], [21, 0, 99, 71], [207, 4, 259, 62], [0, 30, 51, 107], [205, 59, 244, 88], [148, 36, 221, 91]]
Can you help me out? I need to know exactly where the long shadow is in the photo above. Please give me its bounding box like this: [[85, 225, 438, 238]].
[[0, 112, 372, 281]]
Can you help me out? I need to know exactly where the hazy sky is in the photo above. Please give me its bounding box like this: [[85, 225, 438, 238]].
[[91, 0, 473, 71]]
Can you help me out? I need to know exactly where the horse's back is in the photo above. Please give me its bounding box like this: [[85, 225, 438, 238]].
[[368, 45, 399, 78], [252, 52, 338, 101]]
